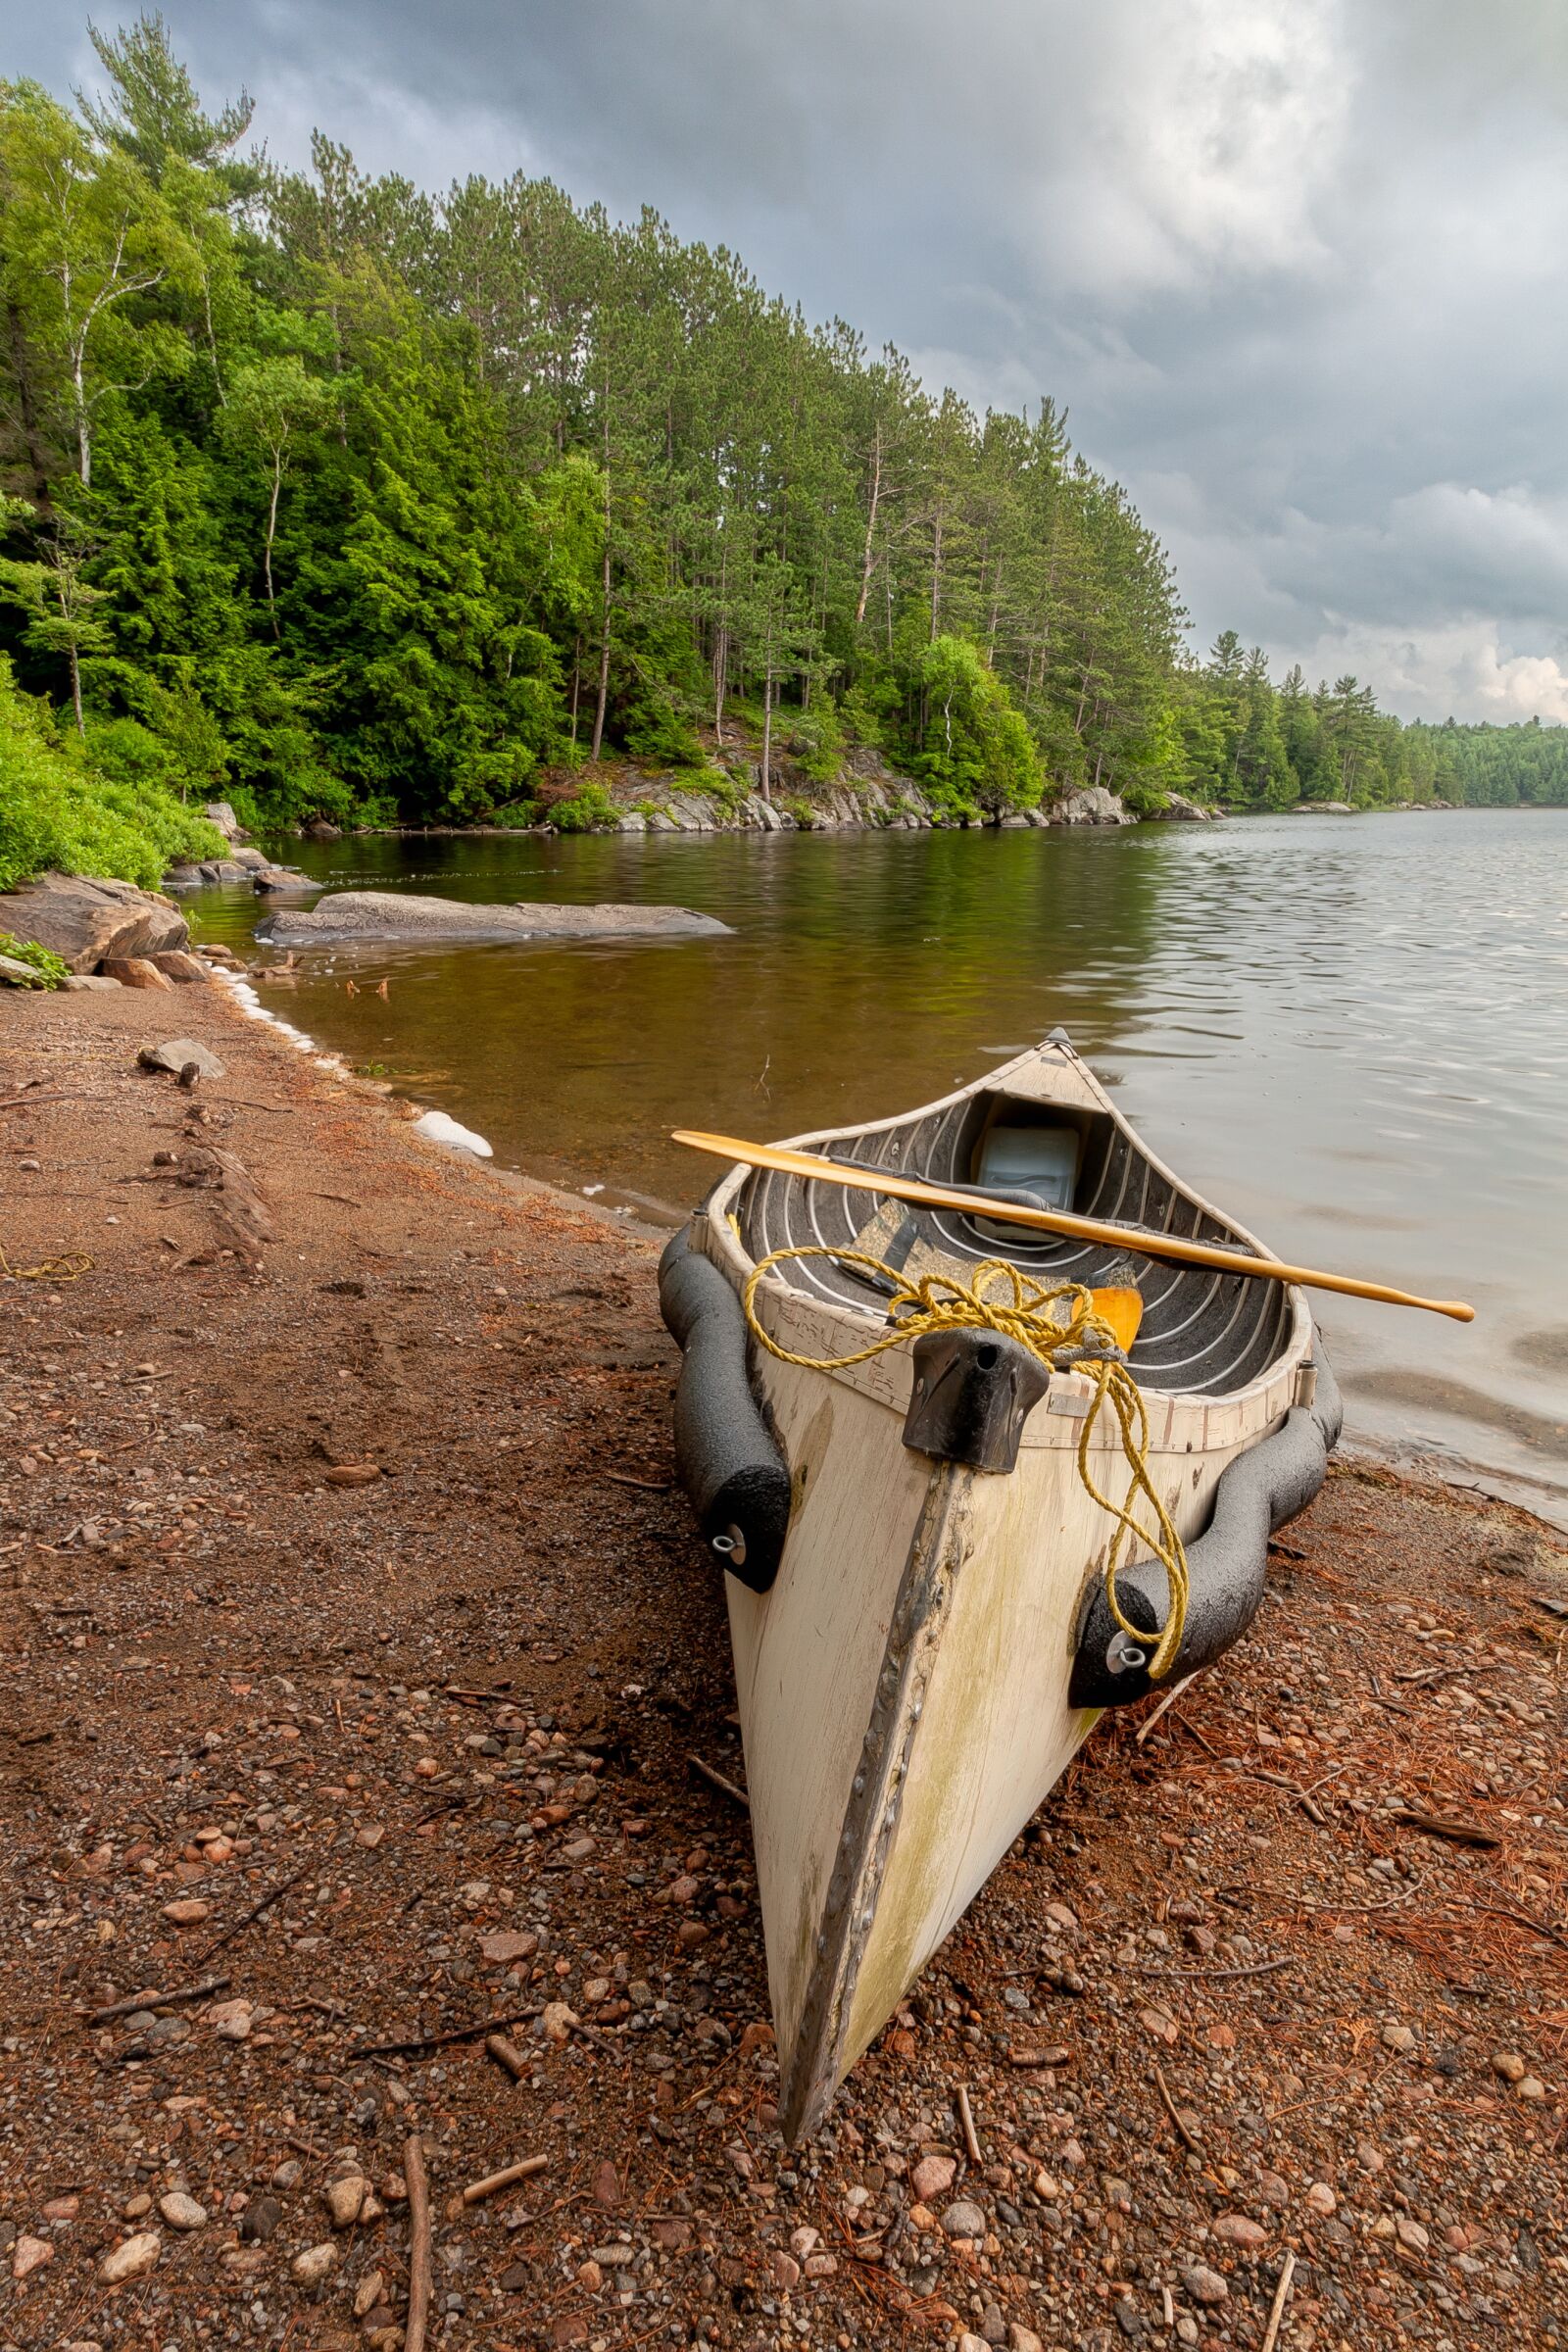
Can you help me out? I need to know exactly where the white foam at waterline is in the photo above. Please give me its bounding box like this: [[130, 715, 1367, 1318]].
[[413, 1109, 494, 1158]]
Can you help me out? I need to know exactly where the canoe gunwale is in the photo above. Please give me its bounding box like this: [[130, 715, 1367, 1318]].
[[701, 1036, 1313, 1422]]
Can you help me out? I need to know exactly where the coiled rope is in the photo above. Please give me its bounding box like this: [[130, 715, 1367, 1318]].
[[741, 1246, 1190, 1681], [0, 1249, 93, 1283]]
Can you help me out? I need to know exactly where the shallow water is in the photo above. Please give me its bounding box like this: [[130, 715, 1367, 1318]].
[[198, 809, 1568, 1515]]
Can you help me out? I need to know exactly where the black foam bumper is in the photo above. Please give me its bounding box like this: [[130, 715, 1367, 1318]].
[[1068, 1344, 1344, 1709], [659, 1225, 792, 1593]]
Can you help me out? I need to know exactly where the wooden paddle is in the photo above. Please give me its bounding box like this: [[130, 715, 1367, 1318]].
[[671, 1129, 1477, 1324]]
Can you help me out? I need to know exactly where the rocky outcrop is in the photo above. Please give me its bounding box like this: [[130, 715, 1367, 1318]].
[[1049, 786, 1132, 827], [203, 801, 247, 842], [0, 871, 188, 974], [257, 890, 733, 948], [1147, 790, 1214, 822]]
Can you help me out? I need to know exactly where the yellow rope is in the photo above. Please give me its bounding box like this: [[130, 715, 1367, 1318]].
[[0, 1250, 93, 1283], [741, 1246, 1190, 1680]]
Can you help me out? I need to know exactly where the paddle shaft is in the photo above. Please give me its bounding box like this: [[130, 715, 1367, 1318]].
[[672, 1130, 1476, 1324]]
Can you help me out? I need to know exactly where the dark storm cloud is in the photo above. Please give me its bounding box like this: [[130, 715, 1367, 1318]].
[[14, 1, 1568, 717]]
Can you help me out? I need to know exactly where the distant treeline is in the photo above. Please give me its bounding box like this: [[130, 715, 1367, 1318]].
[[0, 17, 1562, 880]]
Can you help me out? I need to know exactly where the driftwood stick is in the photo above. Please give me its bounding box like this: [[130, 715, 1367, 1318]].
[[462, 2154, 548, 2204], [403, 2132, 433, 2352], [685, 1752, 750, 1810], [194, 1864, 310, 1963], [957, 2083, 982, 2166], [1260, 2249, 1297, 2352], [1134, 1671, 1200, 1748], [484, 2033, 529, 2082], [359, 2007, 535, 2060], [87, 1974, 230, 2025], [1133, 1955, 1291, 1983], [1152, 2060, 1201, 2155]]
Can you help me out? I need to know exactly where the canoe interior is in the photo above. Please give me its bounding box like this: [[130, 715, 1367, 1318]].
[[736, 1079, 1294, 1399]]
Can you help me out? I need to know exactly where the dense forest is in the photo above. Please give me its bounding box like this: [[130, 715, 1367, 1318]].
[[0, 19, 1563, 889]]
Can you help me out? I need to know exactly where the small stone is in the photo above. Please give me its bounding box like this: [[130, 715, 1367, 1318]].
[[1396, 2216, 1430, 2253], [1304, 2181, 1337, 2218], [13, 2235, 53, 2280], [958, 2335, 991, 2352], [911, 2154, 957, 2203], [980, 2307, 1006, 2346], [271, 2159, 303, 2190], [771, 2249, 802, 2287], [563, 1836, 597, 1862], [158, 2191, 207, 2231], [161, 1896, 211, 1925], [1518, 2075, 1547, 2101], [790, 2227, 820, 2258], [541, 2001, 579, 2041], [1008, 2328, 1046, 2352], [675, 1918, 709, 1947], [940, 2199, 988, 2240], [1212, 2213, 1267, 2249], [478, 1929, 539, 1965], [239, 2196, 281, 2243], [137, 1037, 224, 1077], [100, 2231, 161, 2283], [357, 1824, 385, 1848], [355, 2270, 385, 2318], [124, 2194, 153, 2219], [1031, 2168, 1062, 2201], [40, 2195, 79, 2220], [577, 2259, 604, 2291], [1382, 2023, 1417, 2054], [804, 2252, 837, 2277], [324, 2175, 369, 2228], [1491, 2051, 1527, 2082], [1256, 2170, 1290, 2209], [1183, 2264, 1228, 2307], [292, 2241, 338, 2287], [207, 1998, 252, 2040]]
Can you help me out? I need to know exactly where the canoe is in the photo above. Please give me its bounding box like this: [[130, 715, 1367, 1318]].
[[659, 1031, 1341, 2140]]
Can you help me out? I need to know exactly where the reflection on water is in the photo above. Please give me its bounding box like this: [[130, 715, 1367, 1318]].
[[196, 809, 1568, 1513]]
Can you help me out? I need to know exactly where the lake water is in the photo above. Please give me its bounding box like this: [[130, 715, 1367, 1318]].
[[198, 809, 1568, 1522]]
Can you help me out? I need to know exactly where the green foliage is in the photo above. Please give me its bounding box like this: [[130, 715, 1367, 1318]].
[[547, 778, 618, 832], [0, 655, 222, 889], [906, 636, 1040, 813], [0, 929, 71, 985], [0, 8, 1559, 905]]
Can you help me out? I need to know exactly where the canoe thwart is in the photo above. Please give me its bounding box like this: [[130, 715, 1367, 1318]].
[[1069, 1348, 1345, 1707], [659, 1227, 791, 1592], [903, 1327, 1052, 1473]]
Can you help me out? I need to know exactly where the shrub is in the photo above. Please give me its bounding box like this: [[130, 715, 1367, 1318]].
[[0, 659, 224, 891], [548, 779, 619, 832], [0, 929, 71, 986]]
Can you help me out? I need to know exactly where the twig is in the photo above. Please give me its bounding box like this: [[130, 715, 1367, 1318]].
[[0, 1093, 82, 1112], [956, 2083, 982, 2165], [1260, 2249, 1297, 2352], [194, 1863, 309, 1963], [403, 2132, 432, 2352], [312, 1192, 361, 1206], [1393, 1809, 1500, 1849], [1152, 2060, 1201, 2155], [1133, 1955, 1291, 1983], [685, 1752, 749, 1810], [462, 2154, 548, 2204], [484, 2033, 529, 2081], [604, 1471, 673, 1492], [1135, 1671, 1200, 1747], [358, 2007, 535, 2060], [87, 1974, 230, 2025]]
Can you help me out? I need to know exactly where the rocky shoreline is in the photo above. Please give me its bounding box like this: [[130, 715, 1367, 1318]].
[[0, 982, 1565, 2352]]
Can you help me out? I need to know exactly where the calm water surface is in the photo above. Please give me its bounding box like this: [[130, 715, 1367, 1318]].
[[200, 810, 1568, 1516]]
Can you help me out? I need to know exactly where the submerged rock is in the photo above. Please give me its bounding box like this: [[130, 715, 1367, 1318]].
[[258, 889, 732, 947]]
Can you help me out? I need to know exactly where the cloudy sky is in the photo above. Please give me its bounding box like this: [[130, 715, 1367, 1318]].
[[16, 1, 1568, 720]]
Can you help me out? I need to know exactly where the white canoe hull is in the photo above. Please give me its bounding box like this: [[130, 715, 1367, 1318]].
[[681, 1037, 1314, 2138]]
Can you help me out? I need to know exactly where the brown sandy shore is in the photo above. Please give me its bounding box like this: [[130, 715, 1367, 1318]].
[[2, 981, 1567, 2352]]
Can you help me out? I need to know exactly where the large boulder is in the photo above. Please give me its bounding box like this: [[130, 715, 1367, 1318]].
[[0, 872, 189, 974], [203, 801, 246, 842]]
